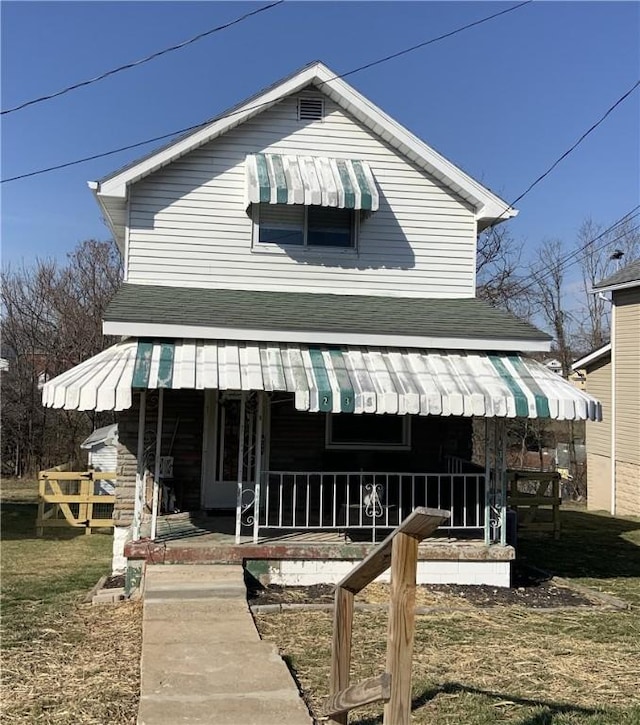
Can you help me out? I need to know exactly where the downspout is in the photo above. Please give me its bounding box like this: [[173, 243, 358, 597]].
[[610, 302, 616, 515]]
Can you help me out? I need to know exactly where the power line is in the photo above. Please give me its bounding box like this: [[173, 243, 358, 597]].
[[484, 79, 640, 230], [327, 0, 533, 83], [1, 1, 285, 116], [516, 206, 640, 298], [1, 1, 533, 184], [508, 80, 640, 210]]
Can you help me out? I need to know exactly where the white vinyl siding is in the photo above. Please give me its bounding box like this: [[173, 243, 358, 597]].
[[127, 93, 477, 298]]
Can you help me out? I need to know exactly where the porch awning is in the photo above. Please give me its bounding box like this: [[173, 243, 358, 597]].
[[42, 339, 601, 421], [245, 153, 379, 211]]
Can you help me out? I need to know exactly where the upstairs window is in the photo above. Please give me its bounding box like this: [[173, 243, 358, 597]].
[[255, 204, 356, 249]]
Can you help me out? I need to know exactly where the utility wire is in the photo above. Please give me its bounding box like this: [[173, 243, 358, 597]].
[[1, 0, 532, 184], [1, 1, 285, 115], [484, 79, 640, 229], [515, 206, 640, 298]]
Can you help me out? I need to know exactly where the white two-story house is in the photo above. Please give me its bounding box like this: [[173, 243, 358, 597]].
[[43, 62, 600, 587]]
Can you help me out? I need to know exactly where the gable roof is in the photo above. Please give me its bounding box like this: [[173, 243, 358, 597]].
[[592, 258, 640, 293], [103, 284, 551, 352], [91, 61, 517, 248]]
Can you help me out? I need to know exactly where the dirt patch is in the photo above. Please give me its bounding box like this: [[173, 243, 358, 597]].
[[104, 574, 126, 589], [249, 563, 596, 609]]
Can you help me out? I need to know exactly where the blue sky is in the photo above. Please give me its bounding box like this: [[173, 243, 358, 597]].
[[1, 1, 639, 269]]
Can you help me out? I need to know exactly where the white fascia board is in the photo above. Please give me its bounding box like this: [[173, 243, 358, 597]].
[[88, 182, 126, 254], [590, 279, 640, 294], [95, 66, 320, 198], [103, 319, 550, 353], [93, 62, 517, 225], [315, 65, 517, 223], [571, 343, 611, 371]]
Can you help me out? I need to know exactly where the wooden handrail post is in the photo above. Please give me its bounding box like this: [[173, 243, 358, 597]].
[[324, 508, 449, 724], [383, 531, 418, 725], [329, 586, 354, 725]]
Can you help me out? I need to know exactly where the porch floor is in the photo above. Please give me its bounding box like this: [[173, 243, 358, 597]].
[[127, 512, 514, 566]]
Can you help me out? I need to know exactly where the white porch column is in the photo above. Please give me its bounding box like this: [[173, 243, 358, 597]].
[[150, 388, 164, 541], [234, 392, 247, 544], [484, 418, 491, 546], [132, 390, 147, 541], [484, 417, 508, 545], [253, 392, 265, 543]]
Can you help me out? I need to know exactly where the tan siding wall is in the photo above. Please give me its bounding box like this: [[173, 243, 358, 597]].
[[614, 288, 640, 465], [615, 460, 640, 517], [586, 452, 611, 512], [127, 92, 477, 299], [584, 359, 611, 458]]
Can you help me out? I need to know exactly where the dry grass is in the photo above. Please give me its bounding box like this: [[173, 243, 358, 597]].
[[255, 509, 640, 724], [1, 476, 39, 503], [1, 480, 142, 724]]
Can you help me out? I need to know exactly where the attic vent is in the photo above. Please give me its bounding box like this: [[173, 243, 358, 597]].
[[297, 97, 324, 121]]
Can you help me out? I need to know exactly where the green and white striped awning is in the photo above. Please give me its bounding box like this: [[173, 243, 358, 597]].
[[245, 153, 379, 211], [42, 339, 601, 420]]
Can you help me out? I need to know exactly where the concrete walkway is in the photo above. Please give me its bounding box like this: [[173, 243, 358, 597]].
[[138, 565, 313, 725]]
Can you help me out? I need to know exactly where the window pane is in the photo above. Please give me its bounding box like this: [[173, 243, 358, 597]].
[[258, 204, 304, 245], [308, 206, 353, 248], [329, 414, 407, 447], [259, 227, 304, 245]]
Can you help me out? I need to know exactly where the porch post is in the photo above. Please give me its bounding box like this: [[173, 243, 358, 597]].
[[132, 390, 147, 541], [150, 388, 164, 541], [483, 418, 491, 546], [234, 391, 247, 544], [497, 419, 508, 546], [253, 392, 264, 544]]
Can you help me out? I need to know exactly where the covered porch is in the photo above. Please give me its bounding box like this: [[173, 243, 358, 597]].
[[42, 337, 601, 569]]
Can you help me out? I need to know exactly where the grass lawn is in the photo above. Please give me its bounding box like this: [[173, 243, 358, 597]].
[[255, 508, 640, 724], [1, 478, 141, 724]]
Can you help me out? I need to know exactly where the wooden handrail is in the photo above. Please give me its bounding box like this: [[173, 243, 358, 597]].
[[338, 507, 450, 594], [326, 507, 450, 725]]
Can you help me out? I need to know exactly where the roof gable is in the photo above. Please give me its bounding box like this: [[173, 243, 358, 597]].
[[91, 61, 516, 242]]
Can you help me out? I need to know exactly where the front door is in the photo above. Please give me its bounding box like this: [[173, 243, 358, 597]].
[[201, 391, 264, 509]]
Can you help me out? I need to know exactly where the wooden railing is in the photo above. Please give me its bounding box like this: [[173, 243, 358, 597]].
[[324, 507, 450, 725], [36, 466, 116, 536], [507, 470, 561, 540]]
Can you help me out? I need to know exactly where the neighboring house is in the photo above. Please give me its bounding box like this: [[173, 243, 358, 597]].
[[543, 358, 563, 375], [572, 259, 640, 517], [81, 424, 118, 494], [42, 62, 600, 586]]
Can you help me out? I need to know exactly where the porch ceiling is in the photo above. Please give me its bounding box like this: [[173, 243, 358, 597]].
[[41, 338, 601, 421]]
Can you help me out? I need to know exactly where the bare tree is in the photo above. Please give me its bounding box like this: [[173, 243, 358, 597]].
[[575, 217, 640, 352], [1, 240, 122, 476]]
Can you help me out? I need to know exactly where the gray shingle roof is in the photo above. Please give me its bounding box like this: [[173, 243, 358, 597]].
[[593, 259, 640, 290], [105, 284, 550, 343]]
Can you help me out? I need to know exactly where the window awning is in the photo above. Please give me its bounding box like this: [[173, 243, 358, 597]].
[[245, 153, 379, 211], [42, 339, 601, 421]]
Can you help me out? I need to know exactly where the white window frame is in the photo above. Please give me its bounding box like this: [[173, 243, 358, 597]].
[[325, 413, 411, 451], [251, 204, 359, 254]]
